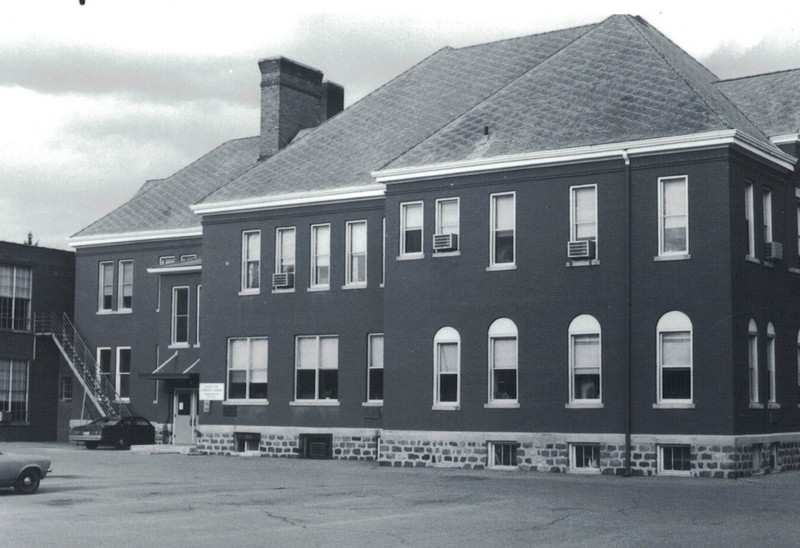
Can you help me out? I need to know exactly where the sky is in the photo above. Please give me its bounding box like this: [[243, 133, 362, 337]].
[[2, 1, 800, 250]]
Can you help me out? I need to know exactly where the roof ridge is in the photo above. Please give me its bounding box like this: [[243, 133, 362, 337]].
[[373, 21, 599, 172], [717, 67, 800, 83], [451, 20, 599, 52]]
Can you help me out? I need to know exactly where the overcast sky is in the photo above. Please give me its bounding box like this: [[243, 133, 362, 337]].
[[3, 2, 800, 250]]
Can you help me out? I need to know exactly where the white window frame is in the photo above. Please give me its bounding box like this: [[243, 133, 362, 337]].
[[570, 184, 598, 244], [486, 318, 519, 407], [568, 314, 602, 406], [489, 192, 516, 269], [345, 220, 367, 288], [434, 197, 460, 254], [60, 376, 73, 402], [275, 227, 296, 277], [98, 261, 114, 312], [745, 182, 756, 259], [180, 254, 197, 261], [569, 443, 601, 474], [749, 319, 760, 405], [655, 311, 693, 407], [96, 347, 111, 385], [658, 176, 689, 257], [767, 322, 777, 406], [763, 188, 773, 244], [0, 264, 32, 331], [433, 327, 460, 410], [195, 285, 201, 347], [366, 333, 384, 404], [381, 217, 386, 287], [0, 359, 29, 423], [226, 337, 269, 403], [400, 201, 424, 259], [159, 256, 176, 266], [241, 230, 261, 294], [310, 223, 331, 290], [488, 441, 518, 469], [293, 335, 339, 404], [658, 444, 692, 476], [116, 347, 131, 403], [170, 286, 190, 347], [117, 260, 133, 311]]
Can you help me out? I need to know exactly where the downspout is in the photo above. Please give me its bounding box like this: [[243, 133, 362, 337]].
[[622, 150, 632, 477]]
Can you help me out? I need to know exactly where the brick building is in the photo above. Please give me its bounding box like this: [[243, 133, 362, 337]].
[[65, 15, 800, 476]]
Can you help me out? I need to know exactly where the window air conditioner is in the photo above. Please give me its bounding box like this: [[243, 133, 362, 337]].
[[272, 272, 295, 289], [432, 233, 458, 252], [765, 241, 783, 261], [567, 239, 596, 260]]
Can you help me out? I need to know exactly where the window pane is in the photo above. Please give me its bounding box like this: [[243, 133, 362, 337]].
[[296, 370, 316, 399], [574, 374, 600, 400], [350, 222, 366, 253], [297, 338, 316, 369], [404, 230, 422, 254], [370, 335, 384, 368], [439, 373, 458, 402], [492, 338, 516, 369], [175, 289, 188, 315], [118, 350, 131, 373], [662, 368, 691, 399], [250, 339, 268, 369], [368, 369, 384, 401], [319, 337, 338, 369], [438, 342, 458, 373], [494, 231, 514, 264], [404, 204, 422, 229], [661, 332, 690, 366], [573, 334, 600, 372], [494, 195, 514, 231], [438, 200, 459, 234], [0, 266, 12, 297], [14, 268, 31, 299], [663, 226, 687, 253], [319, 370, 338, 399], [493, 369, 517, 399], [246, 232, 260, 257], [663, 180, 686, 216], [228, 370, 247, 399]]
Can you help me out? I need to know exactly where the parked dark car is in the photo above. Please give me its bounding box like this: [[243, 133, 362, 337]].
[[69, 416, 155, 449], [0, 451, 51, 494]]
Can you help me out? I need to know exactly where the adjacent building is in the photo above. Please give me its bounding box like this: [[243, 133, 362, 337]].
[[64, 15, 800, 477]]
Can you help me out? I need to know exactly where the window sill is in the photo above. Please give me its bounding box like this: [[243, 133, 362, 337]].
[[193, 344, 201, 349], [168, 344, 191, 350], [652, 402, 694, 409], [341, 283, 367, 290], [565, 402, 604, 409], [654, 254, 691, 262], [307, 286, 330, 292], [396, 254, 424, 261], [290, 400, 340, 407], [238, 290, 261, 296], [271, 288, 295, 294], [484, 402, 520, 409], [362, 401, 383, 407], [746, 255, 761, 264], [432, 404, 460, 411], [96, 309, 133, 316], [486, 264, 516, 272], [749, 402, 764, 409], [433, 251, 460, 258], [569, 467, 601, 475], [223, 400, 268, 406], [768, 402, 781, 409], [658, 470, 691, 477], [788, 267, 800, 275], [566, 259, 600, 267]]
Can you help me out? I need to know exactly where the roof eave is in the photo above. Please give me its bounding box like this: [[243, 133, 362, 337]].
[[69, 227, 203, 249], [374, 130, 796, 184]]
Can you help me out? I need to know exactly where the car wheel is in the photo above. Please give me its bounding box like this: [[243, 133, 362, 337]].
[[115, 436, 128, 450], [85, 441, 98, 450], [14, 469, 40, 495]]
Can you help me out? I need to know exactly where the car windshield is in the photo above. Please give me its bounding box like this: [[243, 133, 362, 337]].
[[90, 417, 120, 426]]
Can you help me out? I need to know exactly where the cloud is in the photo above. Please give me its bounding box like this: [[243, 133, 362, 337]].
[[702, 38, 800, 79]]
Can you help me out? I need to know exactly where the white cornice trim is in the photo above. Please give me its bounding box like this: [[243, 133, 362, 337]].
[[191, 184, 386, 216], [770, 133, 800, 145], [146, 265, 202, 274], [374, 130, 796, 183], [69, 227, 202, 248]]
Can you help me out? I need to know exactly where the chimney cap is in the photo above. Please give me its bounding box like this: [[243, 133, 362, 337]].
[[258, 56, 324, 78]]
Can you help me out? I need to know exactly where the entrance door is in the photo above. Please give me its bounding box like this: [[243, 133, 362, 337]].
[[173, 389, 197, 444]]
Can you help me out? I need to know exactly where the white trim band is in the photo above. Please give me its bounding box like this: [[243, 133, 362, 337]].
[[70, 227, 202, 248]]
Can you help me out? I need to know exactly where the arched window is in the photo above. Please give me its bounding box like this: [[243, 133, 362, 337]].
[[488, 319, 518, 404], [748, 319, 759, 404], [433, 327, 460, 408], [656, 311, 692, 404], [569, 315, 601, 403], [767, 322, 777, 405]]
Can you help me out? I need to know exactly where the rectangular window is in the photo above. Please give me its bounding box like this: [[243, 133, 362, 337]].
[[490, 336, 517, 403], [61, 376, 73, 401], [570, 444, 601, 472], [346, 221, 367, 286], [745, 183, 755, 258], [488, 442, 518, 468], [116, 347, 131, 401], [295, 335, 339, 401], [571, 334, 601, 402], [490, 192, 515, 266], [435, 340, 459, 406], [367, 334, 384, 403], [118, 260, 133, 310], [159, 256, 176, 266], [658, 330, 692, 402], [98, 261, 114, 311], [381, 218, 386, 286], [0, 359, 28, 423], [196, 285, 201, 346], [0, 265, 31, 331], [659, 445, 691, 475], [310, 224, 330, 289], [659, 176, 688, 255], [180, 254, 197, 261], [275, 227, 296, 276], [171, 287, 189, 346], [241, 230, 261, 292], [97, 347, 111, 385], [749, 329, 759, 404], [768, 329, 777, 405], [400, 202, 423, 257], [763, 189, 773, 244], [571, 185, 597, 242], [434, 198, 459, 252], [227, 337, 268, 401]]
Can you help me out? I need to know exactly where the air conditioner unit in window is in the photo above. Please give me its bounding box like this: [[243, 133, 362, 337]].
[[272, 272, 294, 289], [567, 239, 596, 260], [432, 233, 458, 252], [765, 241, 783, 261]]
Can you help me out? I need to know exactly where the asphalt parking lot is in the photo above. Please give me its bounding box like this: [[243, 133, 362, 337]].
[[2, 442, 800, 547]]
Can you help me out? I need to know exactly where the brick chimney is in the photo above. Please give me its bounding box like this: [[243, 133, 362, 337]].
[[258, 57, 344, 161]]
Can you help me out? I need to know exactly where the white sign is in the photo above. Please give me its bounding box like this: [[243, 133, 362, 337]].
[[199, 383, 225, 401]]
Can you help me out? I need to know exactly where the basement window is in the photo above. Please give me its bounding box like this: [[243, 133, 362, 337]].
[[299, 433, 333, 459], [234, 432, 261, 453], [658, 444, 691, 475], [570, 443, 600, 472], [488, 441, 518, 469]]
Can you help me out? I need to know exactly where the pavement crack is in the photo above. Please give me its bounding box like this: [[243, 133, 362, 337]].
[[262, 509, 302, 527], [618, 497, 641, 516]]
